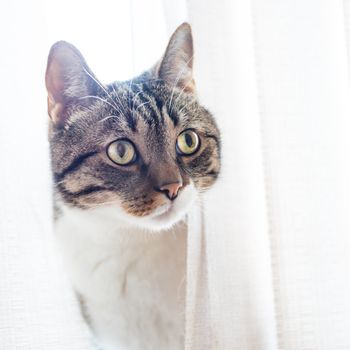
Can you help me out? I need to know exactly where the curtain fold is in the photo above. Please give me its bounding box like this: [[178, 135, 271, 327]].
[[185, 0, 350, 349], [253, 1, 350, 349], [186, 1, 277, 349], [0, 1, 94, 349]]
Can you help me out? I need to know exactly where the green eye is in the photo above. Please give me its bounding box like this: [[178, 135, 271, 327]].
[[107, 139, 136, 165], [176, 130, 200, 155]]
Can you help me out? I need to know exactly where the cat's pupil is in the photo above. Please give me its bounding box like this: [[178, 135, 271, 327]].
[[117, 143, 126, 158], [185, 133, 193, 147]]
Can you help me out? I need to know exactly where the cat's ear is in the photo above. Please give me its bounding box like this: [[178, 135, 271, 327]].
[[45, 41, 102, 127], [157, 22, 195, 94]]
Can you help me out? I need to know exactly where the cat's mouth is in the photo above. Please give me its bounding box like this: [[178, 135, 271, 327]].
[[123, 182, 197, 230], [116, 181, 197, 231], [149, 203, 172, 218], [147, 202, 182, 225]]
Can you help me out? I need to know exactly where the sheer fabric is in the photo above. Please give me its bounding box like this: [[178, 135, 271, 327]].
[[185, 0, 350, 349], [0, 1, 94, 348]]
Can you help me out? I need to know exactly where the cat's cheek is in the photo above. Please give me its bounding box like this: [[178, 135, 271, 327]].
[[194, 176, 218, 192]]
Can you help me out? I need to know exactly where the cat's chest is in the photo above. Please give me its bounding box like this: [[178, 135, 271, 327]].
[[55, 203, 187, 301], [55, 204, 186, 349]]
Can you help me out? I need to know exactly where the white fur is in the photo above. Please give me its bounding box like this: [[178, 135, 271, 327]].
[[55, 182, 197, 350]]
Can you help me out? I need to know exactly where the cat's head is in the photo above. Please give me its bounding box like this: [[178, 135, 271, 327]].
[[46, 23, 220, 230]]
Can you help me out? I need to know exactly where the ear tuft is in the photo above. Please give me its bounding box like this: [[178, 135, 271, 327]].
[[157, 23, 195, 94], [45, 41, 101, 127]]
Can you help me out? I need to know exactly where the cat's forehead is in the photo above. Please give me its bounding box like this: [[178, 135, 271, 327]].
[[109, 80, 173, 112], [94, 80, 191, 137], [97, 108, 176, 149]]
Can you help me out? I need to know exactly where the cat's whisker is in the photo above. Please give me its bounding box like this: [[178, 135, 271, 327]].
[[79, 95, 123, 116], [135, 100, 151, 113], [177, 104, 188, 117], [110, 83, 130, 119], [98, 115, 119, 123], [133, 84, 162, 121], [110, 83, 124, 106], [106, 99, 126, 118], [132, 89, 143, 105], [83, 68, 121, 111], [131, 88, 143, 119], [80, 76, 126, 120]]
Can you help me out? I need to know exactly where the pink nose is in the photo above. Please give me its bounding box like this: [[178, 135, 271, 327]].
[[159, 182, 183, 200]]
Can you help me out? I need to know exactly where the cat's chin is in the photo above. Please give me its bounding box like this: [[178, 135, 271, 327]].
[[111, 182, 198, 232]]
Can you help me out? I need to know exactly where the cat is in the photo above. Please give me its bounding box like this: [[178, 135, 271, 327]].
[[45, 23, 221, 350]]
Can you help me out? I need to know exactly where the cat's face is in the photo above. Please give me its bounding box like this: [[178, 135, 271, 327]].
[[46, 23, 220, 230]]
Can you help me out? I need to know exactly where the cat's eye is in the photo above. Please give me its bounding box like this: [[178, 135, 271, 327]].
[[176, 130, 200, 155], [107, 139, 137, 166]]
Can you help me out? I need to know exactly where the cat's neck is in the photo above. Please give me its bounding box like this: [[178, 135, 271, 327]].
[[57, 203, 133, 243], [55, 201, 187, 251]]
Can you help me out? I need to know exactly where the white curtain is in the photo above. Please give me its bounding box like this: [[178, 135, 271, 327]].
[[2, 0, 350, 349], [185, 0, 350, 349], [0, 1, 94, 349]]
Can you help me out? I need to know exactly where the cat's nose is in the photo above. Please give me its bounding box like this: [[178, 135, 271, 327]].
[[158, 181, 183, 200]]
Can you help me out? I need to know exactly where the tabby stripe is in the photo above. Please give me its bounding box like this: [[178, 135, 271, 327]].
[[167, 110, 179, 126], [188, 147, 212, 168], [124, 89, 138, 131], [205, 170, 219, 177], [54, 151, 98, 182], [140, 84, 163, 127], [142, 84, 164, 119], [132, 91, 151, 113], [131, 89, 157, 127], [126, 110, 137, 132], [57, 183, 110, 197], [205, 133, 220, 146], [71, 185, 109, 197]]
